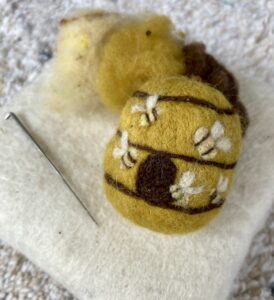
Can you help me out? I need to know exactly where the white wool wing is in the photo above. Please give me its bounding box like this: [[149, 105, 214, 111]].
[[217, 137, 232, 152], [146, 95, 159, 110], [179, 171, 196, 188], [211, 120, 224, 140]]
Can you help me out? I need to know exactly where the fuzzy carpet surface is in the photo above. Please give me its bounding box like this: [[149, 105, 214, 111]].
[[0, 0, 274, 299]]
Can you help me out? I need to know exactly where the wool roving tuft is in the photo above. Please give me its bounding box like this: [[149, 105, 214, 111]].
[[43, 10, 122, 114], [44, 11, 185, 114], [104, 76, 243, 234]]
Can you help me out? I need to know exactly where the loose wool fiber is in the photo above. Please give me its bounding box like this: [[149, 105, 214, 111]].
[[43, 10, 124, 114], [104, 76, 242, 234], [43, 11, 185, 114]]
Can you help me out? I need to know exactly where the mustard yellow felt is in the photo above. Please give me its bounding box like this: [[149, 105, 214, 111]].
[[96, 15, 185, 111], [103, 76, 242, 234], [104, 135, 235, 209], [104, 183, 220, 234], [119, 76, 242, 165]]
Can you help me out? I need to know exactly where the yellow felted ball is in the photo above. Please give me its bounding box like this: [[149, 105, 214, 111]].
[[43, 10, 185, 115], [96, 15, 185, 111], [103, 76, 243, 234]]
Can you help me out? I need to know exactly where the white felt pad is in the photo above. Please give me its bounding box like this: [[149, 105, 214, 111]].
[[0, 69, 274, 300]]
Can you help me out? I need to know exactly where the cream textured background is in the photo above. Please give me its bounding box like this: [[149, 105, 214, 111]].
[[0, 1, 274, 299]]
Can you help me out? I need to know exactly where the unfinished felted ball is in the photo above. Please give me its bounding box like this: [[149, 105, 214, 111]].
[[96, 15, 185, 111], [44, 10, 185, 114], [104, 76, 243, 234]]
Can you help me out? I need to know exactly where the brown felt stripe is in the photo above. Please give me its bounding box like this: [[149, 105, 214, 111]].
[[152, 108, 158, 121], [145, 112, 150, 124], [116, 130, 237, 170], [127, 151, 137, 164], [201, 146, 216, 157], [209, 190, 218, 202], [121, 155, 131, 169], [104, 173, 224, 214], [194, 131, 210, 147], [133, 91, 236, 115]]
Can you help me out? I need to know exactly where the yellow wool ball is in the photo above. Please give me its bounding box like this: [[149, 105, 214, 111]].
[[43, 11, 185, 115], [96, 15, 185, 111], [104, 76, 243, 234]]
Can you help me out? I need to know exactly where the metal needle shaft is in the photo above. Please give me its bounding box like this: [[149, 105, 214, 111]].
[[5, 112, 98, 226]]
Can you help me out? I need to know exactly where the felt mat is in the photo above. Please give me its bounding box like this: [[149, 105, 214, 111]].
[[0, 68, 274, 300]]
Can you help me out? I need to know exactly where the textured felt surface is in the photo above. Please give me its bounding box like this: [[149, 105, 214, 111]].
[[96, 15, 185, 111], [0, 67, 274, 299], [104, 76, 242, 234]]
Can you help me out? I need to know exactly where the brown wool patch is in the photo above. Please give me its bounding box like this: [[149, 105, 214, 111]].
[[184, 42, 238, 104], [183, 42, 249, 134], [136, 154, 177, 204]]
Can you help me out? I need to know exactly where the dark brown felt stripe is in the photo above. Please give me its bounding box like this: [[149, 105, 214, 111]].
[[152, 107, 158, 121], [133, 91, 236, 115], [194, 131, 210, 147], [121, 155, 130, 169], [145, 112, 150, 123], [117, 130, 237, 170], [104, 173, 224, 214], [127, 151, 137, 164], [201, 146, 216, 157]]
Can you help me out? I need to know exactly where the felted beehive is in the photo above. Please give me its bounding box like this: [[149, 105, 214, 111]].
[[104, 76, 242, 234]]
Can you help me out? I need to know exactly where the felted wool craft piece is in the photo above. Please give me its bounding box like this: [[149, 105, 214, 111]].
[[44, 11, 248, 234], [0, 68, 274, 300], [96, 15, 185, 111], [104, 76, 243, 234], [44, 10, 185, 113]]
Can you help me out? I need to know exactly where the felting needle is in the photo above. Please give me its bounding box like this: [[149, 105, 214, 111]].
[[5, 112, 98, 226]]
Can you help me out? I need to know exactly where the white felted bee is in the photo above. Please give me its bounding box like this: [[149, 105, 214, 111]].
[[193, 121, 232, 160]]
